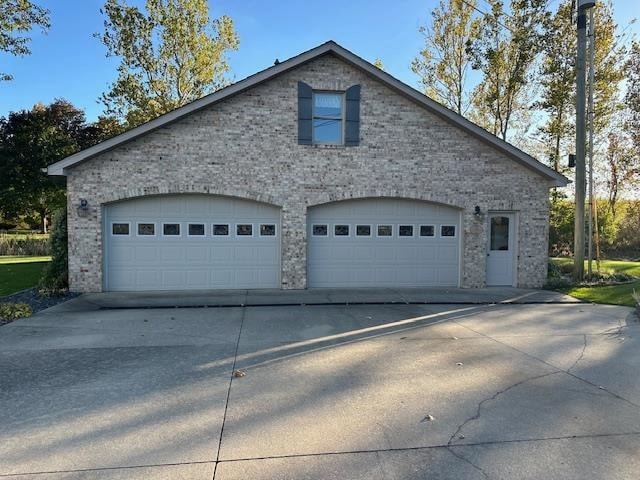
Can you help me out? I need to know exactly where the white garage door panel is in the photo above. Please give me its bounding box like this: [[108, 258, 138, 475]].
[[308, 198, 460, 288], [104, 195, 280, 291]]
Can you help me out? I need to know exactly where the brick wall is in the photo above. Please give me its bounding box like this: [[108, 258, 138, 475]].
[[65, 53, 553, 292]]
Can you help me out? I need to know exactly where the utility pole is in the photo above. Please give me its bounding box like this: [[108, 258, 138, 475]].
[[574, 0, 595, 282], [587, 6, 596, 278]]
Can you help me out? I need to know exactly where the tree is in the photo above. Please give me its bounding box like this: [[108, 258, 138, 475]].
[[624, 42, 640, 156], [0, 101, 118, 232], [373, 58, 384, 70], [0, 0, 49, 81], [411, 0, 480, 115], [604, 133, 639, 217], [536, 0, 575, 173], [98, 0, 239, 127], [467, 0, 549, 140]]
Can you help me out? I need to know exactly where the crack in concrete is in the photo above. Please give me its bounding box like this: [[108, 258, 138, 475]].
[[567, 334, 588, 372], [452, 320, 640, 409], [447, 371, 560, 447], [446, 446, 490, 479]]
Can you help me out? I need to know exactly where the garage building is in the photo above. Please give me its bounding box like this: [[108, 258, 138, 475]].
[[48, 41, 568, 292]]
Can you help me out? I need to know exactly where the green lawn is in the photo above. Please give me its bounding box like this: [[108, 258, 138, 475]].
[[0, 256, 51, 296], [550, 257, 640, 307]]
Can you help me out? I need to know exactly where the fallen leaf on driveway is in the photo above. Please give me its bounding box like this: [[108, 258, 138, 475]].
[[233, 370, 246, 378], [421, 414, 435, 422]]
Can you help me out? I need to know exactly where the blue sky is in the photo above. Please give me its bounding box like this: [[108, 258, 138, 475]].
[[1, 0, 638, 122]]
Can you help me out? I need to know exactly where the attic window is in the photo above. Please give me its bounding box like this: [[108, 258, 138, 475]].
[[313, 92, 343, 144]]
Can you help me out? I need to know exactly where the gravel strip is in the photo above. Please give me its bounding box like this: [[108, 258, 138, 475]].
[[0, 288, 79, 326]]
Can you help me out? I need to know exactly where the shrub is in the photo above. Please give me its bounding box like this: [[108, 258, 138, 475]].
[[39, 209, 68, 293], [548, 261, 562, 279], [0, 302, 32, 321], [0, 234, 50, 255], [544, 277, 571, 290]]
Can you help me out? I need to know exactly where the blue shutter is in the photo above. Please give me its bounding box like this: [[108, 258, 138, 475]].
[[298, 82, 313, 145], [344, 84, 361, 146]]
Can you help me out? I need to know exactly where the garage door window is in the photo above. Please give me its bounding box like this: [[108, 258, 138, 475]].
[[137, 223, 155, 236], [188, 223, 205, 236], [420, 225, 435, 237], [260, 224, 276, 236], [441, 225, 456, 237], [356, 225, 371, 236], [377, 225, 393, 237], [237, 224, 253, 236], [163, 223, 180, 236], [312, 224, 328, 236], [334, 224, 349, 236], [112, 223, 130, 235], [213, 224, 229, 236], [399, 225, 414, 237]]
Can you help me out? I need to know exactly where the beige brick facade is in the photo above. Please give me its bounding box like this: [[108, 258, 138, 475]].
[[64, 53, 554, 292]]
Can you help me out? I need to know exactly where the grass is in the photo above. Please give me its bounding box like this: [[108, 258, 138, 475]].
[[0, 256, 51, 296], [0, 256, 52, 265], [0, 233, 48, 240], [550, 257, 640, 307]]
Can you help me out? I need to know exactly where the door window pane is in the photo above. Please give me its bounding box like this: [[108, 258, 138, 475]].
[[188, 223, 205, 236], [490, 216, 510, 250], [213, 224, 229, 236], [356, 225, 371, 236], [399, 225, 414, 237], [137, 223, 155, 236], [312, 224, 328, 236], [441, 225, 456, 237], [163, 223, 180, 236], [237, 224, 253, 236], [112, 223, 129, 235], [334, 224, 349, 236], [377, 225, 392, 237], [260, 224, 276, 236], [420, 225, 434, 237]]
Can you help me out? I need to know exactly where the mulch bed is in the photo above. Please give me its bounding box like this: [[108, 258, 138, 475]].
[[0, 288, 79, 326]]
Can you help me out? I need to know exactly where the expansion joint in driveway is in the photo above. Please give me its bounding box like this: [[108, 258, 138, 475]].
[[212, 305, 246, 480]]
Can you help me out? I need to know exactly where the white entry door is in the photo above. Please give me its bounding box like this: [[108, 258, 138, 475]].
[[486, 213, 516, 286]]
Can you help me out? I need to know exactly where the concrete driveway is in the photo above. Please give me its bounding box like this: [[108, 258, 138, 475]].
[[1, 289, 639, 479]]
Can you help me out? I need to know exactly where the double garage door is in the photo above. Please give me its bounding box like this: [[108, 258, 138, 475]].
[[104, 196, 460, 291], [104, 195, 281, 291]]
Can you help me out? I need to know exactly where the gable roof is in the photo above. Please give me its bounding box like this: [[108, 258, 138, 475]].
[[47, 40, 569, 187]]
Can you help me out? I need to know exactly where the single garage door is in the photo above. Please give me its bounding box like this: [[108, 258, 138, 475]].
[[104, 195, 280, 291], [307, 198, 460, 287]]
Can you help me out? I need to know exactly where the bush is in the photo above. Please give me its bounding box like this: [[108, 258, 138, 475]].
[[0, 302, 32, 321], [0, 234, 50, 255], [39, 209, 68, 293], [544, 277, 571, 290]]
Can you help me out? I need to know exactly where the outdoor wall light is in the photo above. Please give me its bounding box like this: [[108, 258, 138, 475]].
[[77, 199, 89, 217], [474, 205, 482, 216]]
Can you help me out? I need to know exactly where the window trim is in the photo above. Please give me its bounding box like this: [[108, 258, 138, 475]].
[[111, 222, 131, 236], [312, 90, 345, 145], [235, 223, 254, 237], [311, 224, 329, 237], [259, 223, 277, 237], [187, 222, 206, 237], [162, 222, 181, 237], [440, 224, 457, 238], [212, 223, 230, 237], [136, 221, 156, 237], [376, 224, 394, 238]]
